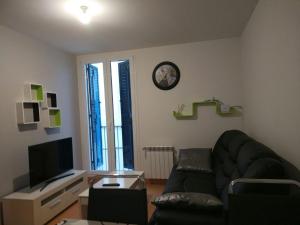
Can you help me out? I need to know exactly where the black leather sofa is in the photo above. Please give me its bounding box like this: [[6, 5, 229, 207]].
[[149, 130, 300, 225]]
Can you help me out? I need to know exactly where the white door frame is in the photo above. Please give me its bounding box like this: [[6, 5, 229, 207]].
[[76, 55, 139, 172]]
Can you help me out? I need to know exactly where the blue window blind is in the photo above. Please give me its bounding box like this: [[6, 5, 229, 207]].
[[86, 64, 103, 170], [118, 61, 134, 169]]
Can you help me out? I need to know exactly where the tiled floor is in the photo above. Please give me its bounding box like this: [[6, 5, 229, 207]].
[[46, 180, 166, 225]]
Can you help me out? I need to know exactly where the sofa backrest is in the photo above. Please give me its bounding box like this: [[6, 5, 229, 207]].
[[212, 130, 286, 207]]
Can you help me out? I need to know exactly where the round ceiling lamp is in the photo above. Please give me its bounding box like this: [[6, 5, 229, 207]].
[[65, 0, 101, 25]]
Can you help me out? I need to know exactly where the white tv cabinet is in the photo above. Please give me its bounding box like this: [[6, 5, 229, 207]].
[[2, 170, 88, 225]]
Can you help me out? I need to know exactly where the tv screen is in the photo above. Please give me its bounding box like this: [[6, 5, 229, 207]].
[[28, 137, 74, 188]]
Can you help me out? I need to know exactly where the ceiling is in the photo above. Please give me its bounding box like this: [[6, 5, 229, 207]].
[[0, 0, 258, 54]]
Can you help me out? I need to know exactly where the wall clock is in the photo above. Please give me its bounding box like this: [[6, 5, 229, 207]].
[[152, 61, 180, 90]]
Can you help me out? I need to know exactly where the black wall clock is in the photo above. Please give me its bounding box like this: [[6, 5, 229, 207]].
[[152, 61, 180, 90]]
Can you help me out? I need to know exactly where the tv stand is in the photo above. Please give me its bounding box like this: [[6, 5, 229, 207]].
[[40, 172, 75, 192], [3, 170, 88, 225]]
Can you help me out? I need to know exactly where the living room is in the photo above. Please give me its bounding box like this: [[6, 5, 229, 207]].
[[0, 0, 299, 225]]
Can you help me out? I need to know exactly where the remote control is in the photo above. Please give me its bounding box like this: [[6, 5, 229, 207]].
[[102, 183, 120, 187]]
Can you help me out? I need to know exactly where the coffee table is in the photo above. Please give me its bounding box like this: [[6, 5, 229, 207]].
[[105, 170, 144, 179], [104, 170, 145, 189], [78, 175, 143, 218]]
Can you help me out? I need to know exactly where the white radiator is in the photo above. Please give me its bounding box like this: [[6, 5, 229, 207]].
[[143, 146, 175, 179]]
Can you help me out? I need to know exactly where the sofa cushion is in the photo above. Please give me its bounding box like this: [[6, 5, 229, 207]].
[[234, 158, 286, 194], [163, 166, 187, 193], [212, 130, 285, 207], [213, 130, 252, 169], [237, 141, 280, 175], [177, 148, 213, 173], [154, 209, 224, 225], [164, 166, 217, 196], [152, 192, 223, 211], [242, 158, 285, 179], [228, 133, 252, 160], [183, 172, 217, 195]]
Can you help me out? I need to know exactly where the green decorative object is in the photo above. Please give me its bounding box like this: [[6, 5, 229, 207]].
[[24, 83, 44, 102], [48, 109, 61, 127], [173, 98, 242, 120], [32, 85, 44, 101]]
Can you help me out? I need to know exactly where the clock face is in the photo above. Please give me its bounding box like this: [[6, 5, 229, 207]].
[[152, 61, 180, 90]]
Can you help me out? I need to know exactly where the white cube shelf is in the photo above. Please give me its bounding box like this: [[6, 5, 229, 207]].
[[16, 102, 40, 124], [42, 108, 61, 128], [42, 92, 57, 109]]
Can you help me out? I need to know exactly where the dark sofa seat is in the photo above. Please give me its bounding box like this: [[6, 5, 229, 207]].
[[150, 130, 300, 225], [155, 209, 224, 225], [164, 168, 217, 196]]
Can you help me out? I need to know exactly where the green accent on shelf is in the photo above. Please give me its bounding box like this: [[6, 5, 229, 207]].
[[32, 85, 44, 101], [49, 109, 61, 127], [173, 99, 242, 120]]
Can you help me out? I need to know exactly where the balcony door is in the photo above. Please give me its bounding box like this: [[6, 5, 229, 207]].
[[85, 59, 134, 171]]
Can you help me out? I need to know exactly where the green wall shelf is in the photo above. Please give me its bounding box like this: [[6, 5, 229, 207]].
[[43, 108, 61, 128], [173, 99, 242, 120], [16, 83, 63, 128], [24, 83, 44, 102]]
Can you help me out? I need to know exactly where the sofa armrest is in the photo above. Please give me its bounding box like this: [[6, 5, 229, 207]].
[[228, 178, 300, 194], [228, 178, 300, 225]]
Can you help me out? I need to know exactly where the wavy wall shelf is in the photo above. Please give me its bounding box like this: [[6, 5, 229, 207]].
[[173, 99, 242, 120]]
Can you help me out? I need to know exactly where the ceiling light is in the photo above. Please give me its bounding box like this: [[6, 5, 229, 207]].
[[65, 0, 100, 25], [79, 5, 91, 24]]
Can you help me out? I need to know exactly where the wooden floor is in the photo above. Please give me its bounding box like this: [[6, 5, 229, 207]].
[[46, 180, 166, 225]]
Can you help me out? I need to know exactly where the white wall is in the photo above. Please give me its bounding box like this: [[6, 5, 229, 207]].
[[0, 26, 81, 198], [77, 38, 243, 171], [241, 0, 300, 168]]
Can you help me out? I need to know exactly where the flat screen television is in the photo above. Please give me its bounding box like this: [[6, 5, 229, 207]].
[[28, 137, 74, 189]]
